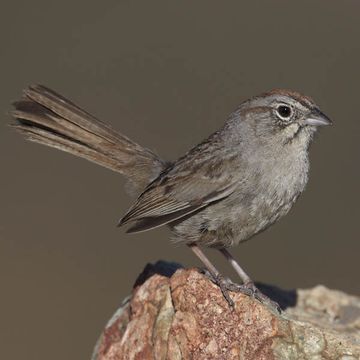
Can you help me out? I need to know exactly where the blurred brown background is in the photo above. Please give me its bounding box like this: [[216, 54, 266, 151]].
[[0, 1, 359, 358]]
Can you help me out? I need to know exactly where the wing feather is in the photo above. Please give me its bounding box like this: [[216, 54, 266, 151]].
[[118, 130, 239, 232], [126, 205, 204, 233], [118, 174, 237, 229]]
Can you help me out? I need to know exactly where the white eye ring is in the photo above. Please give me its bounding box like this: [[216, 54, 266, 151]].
[[276, 104, 293, 120]]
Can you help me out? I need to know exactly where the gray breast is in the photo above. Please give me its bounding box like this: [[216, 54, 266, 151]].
[[171, 149, 309, 249]]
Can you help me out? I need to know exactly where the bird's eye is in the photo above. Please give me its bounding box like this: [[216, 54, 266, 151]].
[[276, 105, 292, 120]]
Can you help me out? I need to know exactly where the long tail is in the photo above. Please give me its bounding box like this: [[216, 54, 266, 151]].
[[11, 85, 167, 192]]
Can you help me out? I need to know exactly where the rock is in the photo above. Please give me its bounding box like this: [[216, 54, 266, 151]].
[[92, 261, 360, 360]]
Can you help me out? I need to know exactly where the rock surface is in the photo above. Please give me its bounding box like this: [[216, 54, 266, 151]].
[[92, 262, 360, 360]]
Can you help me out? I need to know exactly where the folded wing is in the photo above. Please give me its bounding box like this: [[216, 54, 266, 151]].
[[118, 149, 237, 233]]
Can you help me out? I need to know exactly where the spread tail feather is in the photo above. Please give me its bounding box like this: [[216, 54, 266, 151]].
[[11, 85, 167, 192]]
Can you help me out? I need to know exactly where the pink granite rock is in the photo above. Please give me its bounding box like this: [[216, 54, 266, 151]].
[[92, 263, 360, 360]]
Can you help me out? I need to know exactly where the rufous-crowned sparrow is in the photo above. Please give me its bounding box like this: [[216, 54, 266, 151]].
[[11, 85, 332, 308]]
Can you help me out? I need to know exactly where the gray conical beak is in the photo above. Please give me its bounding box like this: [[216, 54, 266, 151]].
[[304, 109, 332, 127]]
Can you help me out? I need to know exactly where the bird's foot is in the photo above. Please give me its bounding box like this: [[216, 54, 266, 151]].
[[202, 270, 235, 307], [202, 269, 280, 313], [214, 274, 236, 307], [230, 280, 281, 313]]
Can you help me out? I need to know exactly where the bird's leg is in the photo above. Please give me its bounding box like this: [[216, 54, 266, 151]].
[[219, 248, 281, 312], [219, 248, 252, 284], [188, 244, 236, 307]]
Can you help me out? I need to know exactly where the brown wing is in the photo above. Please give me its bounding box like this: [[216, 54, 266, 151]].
[[118, 147, 238, 233]]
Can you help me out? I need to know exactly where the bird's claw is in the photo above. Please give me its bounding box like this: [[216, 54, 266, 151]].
[[201, 270, 235, 307], [202, 269, 281, 313], [230, 280, 282, 313]]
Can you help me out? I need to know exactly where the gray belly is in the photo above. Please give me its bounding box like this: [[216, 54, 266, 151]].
[[171, 185, 302, 249], [171, 151, 309, 248]]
